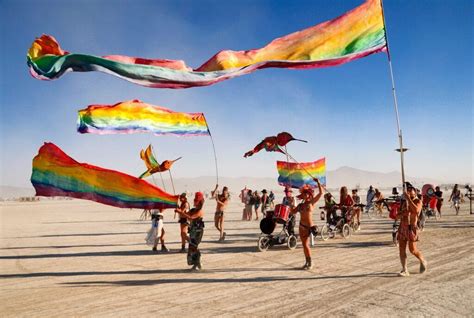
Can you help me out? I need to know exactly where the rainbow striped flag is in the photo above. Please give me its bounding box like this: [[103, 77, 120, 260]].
[[77, 100, 209, 136], [27, 0, 386, 88], [277, 158, 326, 189], [31, 143, 178, 209]]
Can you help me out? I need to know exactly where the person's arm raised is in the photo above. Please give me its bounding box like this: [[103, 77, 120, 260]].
[[311, 178, 324, 205]]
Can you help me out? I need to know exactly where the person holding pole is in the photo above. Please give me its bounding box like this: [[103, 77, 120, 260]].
[[291, 178, 323, 270], [181, 192, 206, 271], [396, 183, 427, 277], [175, 193, 190, 253], [212, 185, 229, 242]]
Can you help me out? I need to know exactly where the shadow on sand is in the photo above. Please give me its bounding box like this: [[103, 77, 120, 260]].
[[59, 272, 398, 287]]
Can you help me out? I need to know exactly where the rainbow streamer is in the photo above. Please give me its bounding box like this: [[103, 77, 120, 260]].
[[78, 100, 209, 136], [277, 158, 326, 189], [31, 142, 178, 209], [27, 0, 386, 88]]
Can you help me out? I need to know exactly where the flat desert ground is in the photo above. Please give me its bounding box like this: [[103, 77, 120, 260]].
[[1, 198, 473, 317]]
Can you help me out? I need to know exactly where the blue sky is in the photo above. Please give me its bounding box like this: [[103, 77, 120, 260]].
[[0, 0, 472, 187]]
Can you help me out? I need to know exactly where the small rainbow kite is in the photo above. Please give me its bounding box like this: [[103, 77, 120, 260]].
[[31, 142, 178, 209], [27, 0, 386, 88], [277, 158, 326, 189], [77, 100, 209, 136]]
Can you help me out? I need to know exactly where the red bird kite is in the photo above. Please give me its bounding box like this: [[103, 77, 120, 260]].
[[244, 132, 306, 158]]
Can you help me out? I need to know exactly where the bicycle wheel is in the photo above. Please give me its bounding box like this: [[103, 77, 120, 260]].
[[257, 236, 271, 252], [342, 224, 351, 239], [320, 224, 330, 241]]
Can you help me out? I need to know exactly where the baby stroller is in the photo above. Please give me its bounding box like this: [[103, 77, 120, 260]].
[[258, 204, 298, 252]]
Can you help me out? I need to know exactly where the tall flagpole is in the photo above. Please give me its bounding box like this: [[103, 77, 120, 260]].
[[203, 116, 219, 186], [380, 0, 407, 190]]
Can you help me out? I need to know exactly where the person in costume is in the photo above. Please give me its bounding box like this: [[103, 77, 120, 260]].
[[145, 208, 169, 252], [291, 178, 323, 270], [175, 193, 190, 252], [212, 185, 230, 242], [396, 183, 427, 277], [181, 192, 206, 271]]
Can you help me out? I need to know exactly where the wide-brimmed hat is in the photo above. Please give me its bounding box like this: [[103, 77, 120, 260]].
[[261, 189, 267, 193], [297, 185, 314, 199]]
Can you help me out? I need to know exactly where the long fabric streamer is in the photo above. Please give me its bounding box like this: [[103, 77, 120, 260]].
[[78, 100, 209, 136], [27, 0, 386, 89], [31, 142, 178, 209], [277, 158, 326, 189]]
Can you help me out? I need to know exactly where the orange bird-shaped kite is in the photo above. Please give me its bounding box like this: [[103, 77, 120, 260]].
[[139, 145, 182, 179]]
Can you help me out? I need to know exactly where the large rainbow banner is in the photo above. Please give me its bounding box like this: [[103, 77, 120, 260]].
[[31, 143, 179, 209], [27, 0, 386, 88], [277, 158, 326, 189], [78, 100, 209, 136]]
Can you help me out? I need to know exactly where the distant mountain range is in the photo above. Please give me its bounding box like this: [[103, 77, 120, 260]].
[[1, 166, 447, 199]]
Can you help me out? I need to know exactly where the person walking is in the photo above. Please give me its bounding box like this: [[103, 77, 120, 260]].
[[396, 183, 427, 277]]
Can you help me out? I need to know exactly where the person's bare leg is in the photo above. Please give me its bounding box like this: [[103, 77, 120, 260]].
[[219, 216, 225, 240], [180, 224, 187, 252], [299, 227, 312, 269], [398, 239, 408, 276], [255, 207, 259, 220], [408, 241, 427, 273], [214, 215, 220, 232], [160, 228, 169, 252]]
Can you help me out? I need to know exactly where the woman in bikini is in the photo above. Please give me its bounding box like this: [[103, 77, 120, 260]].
[[175, 193, 190, 252], [291, 178, 323, 270]]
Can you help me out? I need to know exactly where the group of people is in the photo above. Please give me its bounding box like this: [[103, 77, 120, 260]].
[[145, 184, 229, 271], [322, 187, 362, 230], [143, 181, 467, 275], [239, 187, 275, 221]]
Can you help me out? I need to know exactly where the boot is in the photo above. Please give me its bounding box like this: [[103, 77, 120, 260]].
[[420, 260, 427, 274], [161, 244, 169, 252], [302, 257, 312, 270], [180, 244, 186, 253]]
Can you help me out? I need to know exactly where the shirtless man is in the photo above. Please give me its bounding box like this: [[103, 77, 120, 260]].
[[181, 192, 206, 271], [291, 178, 323, 270], [175, 193, 190, 252], [212, 185, 229, 241], [396, 183, 427, 277]]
